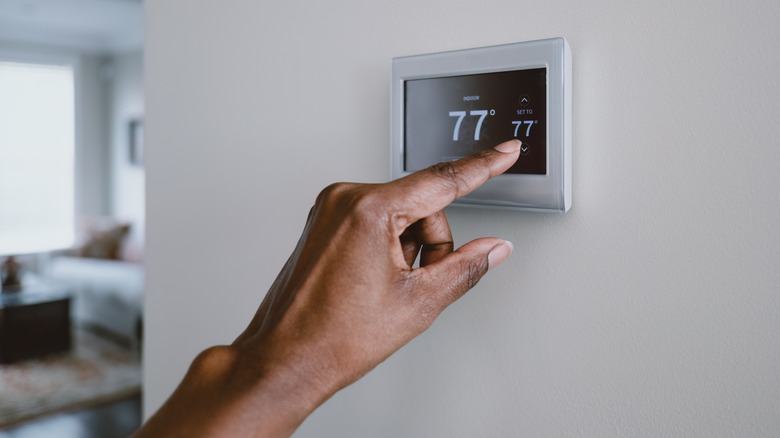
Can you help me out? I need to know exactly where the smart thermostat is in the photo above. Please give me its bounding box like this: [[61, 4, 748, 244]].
[[391, 37, 572, 212]]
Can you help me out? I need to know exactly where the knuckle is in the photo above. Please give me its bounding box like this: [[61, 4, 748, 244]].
[[315, 182, 387, 226], [350, 188, 383, 214], [473, 149, 495, 161], [347, 188, 388, 228], [428, 161, 468, 198], [315, 182, 369, 213], [315, 182, 351, 206], [464, 256, 487, 290], [450, 255, 489, 298]]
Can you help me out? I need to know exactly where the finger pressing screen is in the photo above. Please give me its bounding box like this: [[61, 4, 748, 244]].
[[387, 140, 520, 227]]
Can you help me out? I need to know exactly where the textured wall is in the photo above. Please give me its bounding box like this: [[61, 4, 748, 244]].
[[145, 0, 780, 436]]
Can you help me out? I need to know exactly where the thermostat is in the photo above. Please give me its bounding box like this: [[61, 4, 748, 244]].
[[391, 37, 572, 212]]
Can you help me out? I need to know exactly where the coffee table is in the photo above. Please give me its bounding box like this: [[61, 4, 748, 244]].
[[0, 285, 71, 364]]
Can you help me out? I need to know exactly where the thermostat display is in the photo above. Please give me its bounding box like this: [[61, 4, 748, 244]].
[[392, 37, 572, 212], [405, 68, 547, 174]]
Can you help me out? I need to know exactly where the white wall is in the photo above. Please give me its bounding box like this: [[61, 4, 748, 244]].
[[108, 51, 144, 239], [145, 0, 780, 436]]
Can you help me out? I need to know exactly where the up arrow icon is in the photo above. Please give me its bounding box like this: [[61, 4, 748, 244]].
[[519, 94, 530, 106]]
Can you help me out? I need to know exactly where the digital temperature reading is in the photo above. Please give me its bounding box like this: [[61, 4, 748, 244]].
[[404, 68, 547, 174]]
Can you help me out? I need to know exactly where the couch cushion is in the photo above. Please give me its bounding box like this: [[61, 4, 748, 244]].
[[46, 256, 144, 345], [77, 223, 131, 260]]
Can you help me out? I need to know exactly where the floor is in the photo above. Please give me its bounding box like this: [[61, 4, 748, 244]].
[[0, 395, 142, 438]]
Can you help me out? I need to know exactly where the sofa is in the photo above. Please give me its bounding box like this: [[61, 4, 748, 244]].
[[44, 219, 144, 349], [46, 256, 143, 348]]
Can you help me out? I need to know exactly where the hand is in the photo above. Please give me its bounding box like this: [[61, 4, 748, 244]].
[[134, 140, 521, 438]]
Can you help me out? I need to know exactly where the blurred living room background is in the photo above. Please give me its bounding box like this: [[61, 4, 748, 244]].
[[0, 0, 144, 436]]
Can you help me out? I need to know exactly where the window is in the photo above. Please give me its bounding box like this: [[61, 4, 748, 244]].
[[0, 60, 75, 254]]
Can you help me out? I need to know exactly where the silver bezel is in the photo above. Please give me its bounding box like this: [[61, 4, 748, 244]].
[[391, 37, 572, 212]]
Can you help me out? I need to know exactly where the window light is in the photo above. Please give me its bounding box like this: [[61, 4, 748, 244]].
[[0, 61, 75, 255]]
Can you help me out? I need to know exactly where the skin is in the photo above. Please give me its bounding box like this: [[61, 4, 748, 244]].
[[133, 139, 521, 438]]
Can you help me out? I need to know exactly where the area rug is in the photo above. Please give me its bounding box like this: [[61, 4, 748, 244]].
[[0, 329, 141, 429]]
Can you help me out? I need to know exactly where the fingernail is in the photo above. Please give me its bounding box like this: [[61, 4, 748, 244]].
[[493, 139, 521, 153], [487, 240, 513, 270]]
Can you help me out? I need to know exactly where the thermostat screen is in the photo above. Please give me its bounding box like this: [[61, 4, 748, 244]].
[[404, 68, 547, 174]]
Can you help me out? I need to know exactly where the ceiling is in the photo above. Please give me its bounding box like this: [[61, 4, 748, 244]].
[[0, 0, 143, 53]]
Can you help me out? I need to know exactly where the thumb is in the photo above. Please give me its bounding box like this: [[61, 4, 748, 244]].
[[415, 237, 513, 311]]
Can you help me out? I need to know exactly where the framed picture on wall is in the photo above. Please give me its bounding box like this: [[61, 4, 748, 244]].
[[129, 118, 144, 166]]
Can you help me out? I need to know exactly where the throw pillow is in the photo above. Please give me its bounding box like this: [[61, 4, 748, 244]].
[[77, 223, 131, 260]]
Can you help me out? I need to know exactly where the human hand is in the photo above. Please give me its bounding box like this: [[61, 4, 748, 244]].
[[134, 140, 521, 438], [235, 139, 519, 424]]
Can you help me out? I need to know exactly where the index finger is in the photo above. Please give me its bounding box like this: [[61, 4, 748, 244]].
[[387, 140, 521, 226]]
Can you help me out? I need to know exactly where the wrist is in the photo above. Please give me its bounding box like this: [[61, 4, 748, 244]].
[[229, 342, 344, 417], [204, 345, 329, 437], [137, 345, 333, 438]]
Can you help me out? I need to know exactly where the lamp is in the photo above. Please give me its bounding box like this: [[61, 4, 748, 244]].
[[1, 257, 22, 292]]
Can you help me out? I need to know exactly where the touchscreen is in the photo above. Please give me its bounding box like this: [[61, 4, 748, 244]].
[[404, 68, 547, 174]]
